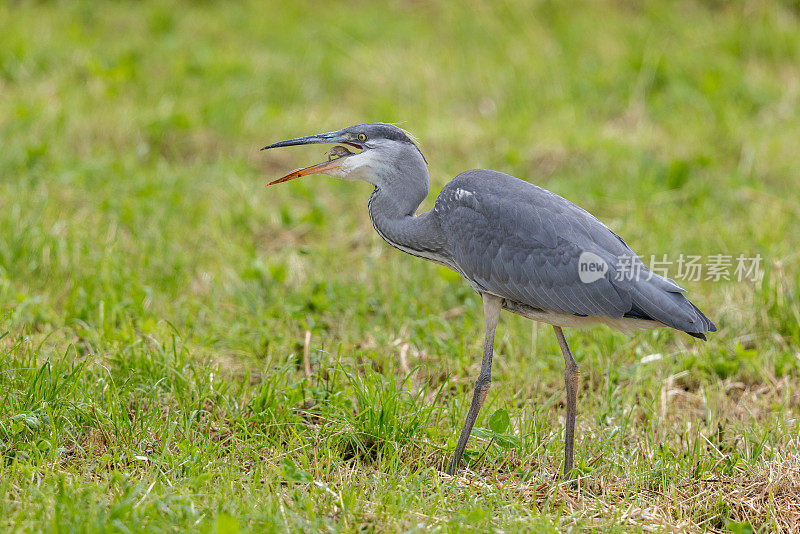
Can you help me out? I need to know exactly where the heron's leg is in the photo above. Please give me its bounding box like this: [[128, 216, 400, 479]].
[[553, 326, 580, 478], [446, 293, 503, 475]]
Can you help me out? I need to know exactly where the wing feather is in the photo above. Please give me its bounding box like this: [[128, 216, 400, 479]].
[[434, 169, 715, 337]]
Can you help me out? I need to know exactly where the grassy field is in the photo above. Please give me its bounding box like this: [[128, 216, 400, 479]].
[[2, 0, 800, 531]]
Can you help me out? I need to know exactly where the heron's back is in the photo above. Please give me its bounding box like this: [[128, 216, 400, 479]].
[[433, 170, 716, 339]]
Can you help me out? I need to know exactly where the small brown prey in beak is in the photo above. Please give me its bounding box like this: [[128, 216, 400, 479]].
[[267, 145, 356, 186]]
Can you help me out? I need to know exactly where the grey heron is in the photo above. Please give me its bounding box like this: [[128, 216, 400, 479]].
[[261, 122, 716, 477]]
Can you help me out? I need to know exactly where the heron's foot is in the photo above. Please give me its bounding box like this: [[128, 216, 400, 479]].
[[562, 462, 574, 480], [446, 456, 458, 476]]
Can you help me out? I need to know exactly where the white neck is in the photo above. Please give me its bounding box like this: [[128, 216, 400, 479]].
[[364, 146, 448, 264]]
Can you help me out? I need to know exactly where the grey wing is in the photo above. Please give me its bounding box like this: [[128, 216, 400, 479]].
[[435, 170, 716, 336]]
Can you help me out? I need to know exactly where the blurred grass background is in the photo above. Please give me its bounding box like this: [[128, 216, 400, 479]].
[[1, 0, 800, 531]]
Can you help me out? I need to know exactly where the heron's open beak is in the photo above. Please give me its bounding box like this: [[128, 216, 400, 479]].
[[261, 130, 362, 186]]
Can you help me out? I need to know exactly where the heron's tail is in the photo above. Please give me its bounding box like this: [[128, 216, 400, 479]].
[[623, 273, 717, 340]]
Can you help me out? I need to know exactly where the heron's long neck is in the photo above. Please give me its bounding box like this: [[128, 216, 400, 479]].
[[367, 185, 448, 263]]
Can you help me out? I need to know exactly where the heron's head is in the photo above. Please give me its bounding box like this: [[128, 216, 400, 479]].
[[261, 123, 427, 189]]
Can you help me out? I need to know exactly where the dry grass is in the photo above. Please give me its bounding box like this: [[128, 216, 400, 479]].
[[439, 457, 800, 532]]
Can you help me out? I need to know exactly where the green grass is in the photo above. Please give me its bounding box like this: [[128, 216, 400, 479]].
[[2, 0, 800, 531]]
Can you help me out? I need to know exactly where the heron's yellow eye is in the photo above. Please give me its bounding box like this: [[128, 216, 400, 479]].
[[357, 133, 367, 142]]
